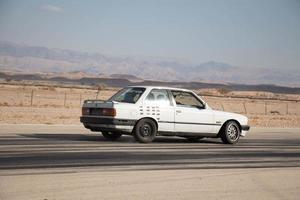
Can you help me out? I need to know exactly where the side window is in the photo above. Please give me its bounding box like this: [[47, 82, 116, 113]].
[[145, 89, 172, 106], [171, 91, 204, 108]]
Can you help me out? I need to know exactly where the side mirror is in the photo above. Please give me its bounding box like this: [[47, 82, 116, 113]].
[[197, 103, 206, 109], [195, 104, 206, 109]]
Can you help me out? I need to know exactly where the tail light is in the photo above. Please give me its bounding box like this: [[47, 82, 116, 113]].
[[102, 108, 116, 117], [82, 107, 116, 117], [82, 107, 90, 115]]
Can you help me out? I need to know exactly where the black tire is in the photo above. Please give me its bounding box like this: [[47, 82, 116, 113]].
[[90, 128, 100, 132], [220, 121, 241, 144], [185, 136, 204, 142], [133, 119, 157, 143], [102, 131, 122, 141]]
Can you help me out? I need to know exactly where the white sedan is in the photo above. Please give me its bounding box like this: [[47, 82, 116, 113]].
[[80, 86, 250, 144]]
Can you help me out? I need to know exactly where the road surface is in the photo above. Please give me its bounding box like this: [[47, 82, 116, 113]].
[[0, 125, 299, 200]]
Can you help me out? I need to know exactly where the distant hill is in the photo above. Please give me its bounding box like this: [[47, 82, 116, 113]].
[[0, 41, 299, 87], [0, 72, 299, 94], [109, 74, 143, 82]]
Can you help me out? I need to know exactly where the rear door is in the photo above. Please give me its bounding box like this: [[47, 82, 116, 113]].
[[143, 89, 175, 132], [171, 90, 214, 133]]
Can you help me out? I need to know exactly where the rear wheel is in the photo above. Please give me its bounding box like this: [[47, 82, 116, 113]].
[[133, 119, 157, 143], [185, 136, 204, 142], [220, 121, 240, 144], [102, 131, 122, 141]]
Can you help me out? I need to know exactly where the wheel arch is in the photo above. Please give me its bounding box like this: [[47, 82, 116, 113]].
[[217, 119, 242, 137], [133, 117, 158, 131]]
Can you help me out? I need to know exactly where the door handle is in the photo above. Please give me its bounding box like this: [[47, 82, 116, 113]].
[[176, 110, 182, 113]]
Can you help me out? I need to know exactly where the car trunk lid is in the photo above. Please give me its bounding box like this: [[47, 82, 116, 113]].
[[82, 100, 117, 117]]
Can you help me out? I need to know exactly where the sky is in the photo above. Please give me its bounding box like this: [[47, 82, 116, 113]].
[[0, 0, 299, 70]]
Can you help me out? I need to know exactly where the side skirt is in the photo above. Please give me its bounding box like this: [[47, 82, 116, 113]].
[[158, 131, 219, 138]]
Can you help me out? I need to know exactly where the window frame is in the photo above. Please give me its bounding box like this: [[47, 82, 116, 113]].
[[170, 90, 206, 109], [144, 88, 174, 106]]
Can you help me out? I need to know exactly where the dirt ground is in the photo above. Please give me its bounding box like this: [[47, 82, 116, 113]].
[[0, 83, 299, 127], [1, 167, 299, 200]]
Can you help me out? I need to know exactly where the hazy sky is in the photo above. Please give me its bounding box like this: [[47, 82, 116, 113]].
[[0, 0, 299, 69]]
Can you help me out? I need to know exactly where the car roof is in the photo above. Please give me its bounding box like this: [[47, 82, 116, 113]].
[[127, 85, 192, 92]]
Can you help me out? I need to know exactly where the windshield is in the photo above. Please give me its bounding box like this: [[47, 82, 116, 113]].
[[109, 87, 146, 103]]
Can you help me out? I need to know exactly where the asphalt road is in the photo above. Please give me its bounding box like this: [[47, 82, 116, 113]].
[[0, 125, 300, 200], [0, 125, 300, 171]]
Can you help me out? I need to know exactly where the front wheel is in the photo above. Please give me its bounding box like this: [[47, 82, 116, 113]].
[[102, 131, 122, 141], [133, 119, 157, 143], [220, 121, 240, 144]]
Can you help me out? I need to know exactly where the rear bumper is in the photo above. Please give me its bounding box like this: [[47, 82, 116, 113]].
[[80, 116, 136, 133], [80, 116, 136, 126]]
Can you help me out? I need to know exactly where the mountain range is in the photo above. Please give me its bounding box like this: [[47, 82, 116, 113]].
[[0, 41, 299, 87]]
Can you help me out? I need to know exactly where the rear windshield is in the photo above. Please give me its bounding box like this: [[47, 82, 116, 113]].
[[109, 87, 146, 103]]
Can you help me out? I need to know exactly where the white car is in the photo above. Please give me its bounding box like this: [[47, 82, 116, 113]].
[[80, 86, 250, 144]]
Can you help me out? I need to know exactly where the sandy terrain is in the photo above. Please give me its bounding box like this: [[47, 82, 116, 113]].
[[1, 168, 299, 200], [0, 83, 299, 127]]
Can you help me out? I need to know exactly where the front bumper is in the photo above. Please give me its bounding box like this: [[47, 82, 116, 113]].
[[241, 125, 250, 131], [240, 125, 250, 137]]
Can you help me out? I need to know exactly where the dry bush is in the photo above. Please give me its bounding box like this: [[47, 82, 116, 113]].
[[217, 88, 231, 95], [48, 86, 56, 91], [95, 83, 107, 99], [5, 78, 12, 82], [0, 102, 9, 106], [270, 110, 280, 115]]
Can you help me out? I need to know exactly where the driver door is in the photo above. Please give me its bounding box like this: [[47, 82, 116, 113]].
[[171, 90, 214, 133]]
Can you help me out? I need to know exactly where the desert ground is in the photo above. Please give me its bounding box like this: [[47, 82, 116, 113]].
[[0, 83, 299, 127]]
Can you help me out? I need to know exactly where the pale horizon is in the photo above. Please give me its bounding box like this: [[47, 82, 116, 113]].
[[0, 0, 299, 71]]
